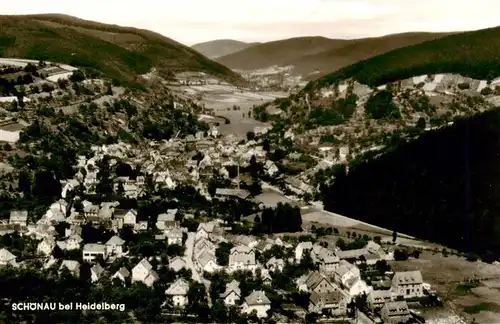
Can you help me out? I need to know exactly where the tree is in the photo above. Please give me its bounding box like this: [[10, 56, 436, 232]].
[[246, 131, 255, 141], [336, 238, 346, 250], [215, 242, 233, 266], [365, 90, 400, 119], [392, 231, 397, 244], [394, 249, 409, 261], [416, 117, 426, 130], [70, 70, 85, 82], [262, 139, 270, 152]]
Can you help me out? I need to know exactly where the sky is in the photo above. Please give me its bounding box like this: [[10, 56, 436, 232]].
[[3, 0, 500, 45]]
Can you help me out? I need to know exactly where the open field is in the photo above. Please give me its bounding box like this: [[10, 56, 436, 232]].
[[390, 251, 500, 324], [175, 84, 287, 137]]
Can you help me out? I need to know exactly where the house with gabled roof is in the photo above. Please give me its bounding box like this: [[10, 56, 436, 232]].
[[165, 278, 190, 308], [380, 301, 411, 324], [132, 258, 158, 287], [195, 222, 216, 241], [166, 228, 183, 246], [60, 260, 80, 277], [83, 204, 99, 221], [295, 241, 313, 262], [368, 290, 394, 311], [194, 237, 215, 258], [233, 235, 259, 248], [91, 263, 105, 283], [261, 268, 272, 285], [37, 237, 56, 256], [66, 234, 82, 250], [228, 245, 257, 272], [391, 270, 424, 299], [112, 267, 130, 284], [311, 244, 339, 274], [309, 290, 349, 316], [196, 250, 219, 273], [9, 210, 28, 226], [305, 271, 338, 294], [169, 256, 187, 272], [241, 290, 271, 318], [221, 280, 241, 306], [0, 248, 16, 266], [123, 209, 137, 226], [334, 260, 360, 287], [156, 212, 179, 230], [134, 220, 148, 232], [105, 236, 125, 258], [266, 257, 285, 272]]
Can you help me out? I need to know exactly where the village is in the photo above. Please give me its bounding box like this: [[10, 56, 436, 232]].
[[0, 128, 441, 323], [0, 58, 484, 324]]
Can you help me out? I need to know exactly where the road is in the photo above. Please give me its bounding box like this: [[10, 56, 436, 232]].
[[184, 232, 202, 282], [184, 232, 212, 306]]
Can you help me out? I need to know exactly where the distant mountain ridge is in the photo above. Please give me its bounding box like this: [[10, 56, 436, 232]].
[[0, 14, 245, 87], [216, 33, 452, 78], [191, 39, 260, 59]]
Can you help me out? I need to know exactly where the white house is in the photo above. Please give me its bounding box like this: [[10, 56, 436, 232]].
[[60, 260, 80, 277], [37, 238, 56, 256], [0, 248, 16, 266], [367, 290, 394, 311], [9, 210, 28, 226], [334, 260, 360, 287], [66, 234, 82, 250], [391, 270, 424, 299], [112, 267, 130, 284], [241, 290, 271, 318], [221, 280, 241, 306], [169, 256, 187, 272], [134, 221, 148, 232], [123, 209, 137, 226], [91, 263, 105, 282], [295, 241, 313, 262], [165, 278, 190, 308], [132, 258, 159, 287], [105, 236, 125, 258], [166, 228, 183, 246], [197, 250, 219, 273], [228, 245, 257, 272], [156, 212, 179, 230], [195, 222, 215, 241], [82, 243, 107, 262], [266, 257, 285, 272]]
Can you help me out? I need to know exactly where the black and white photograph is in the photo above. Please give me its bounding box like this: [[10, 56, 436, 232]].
[[0, 1, 499, 323]]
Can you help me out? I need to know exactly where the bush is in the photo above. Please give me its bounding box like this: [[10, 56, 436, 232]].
[[457, 82, 470, 90], [365, 90, 400, 119], [480, 87, 493, 95]]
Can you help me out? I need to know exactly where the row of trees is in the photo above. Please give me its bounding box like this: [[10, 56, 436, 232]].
[[253, 203, 302, 234]]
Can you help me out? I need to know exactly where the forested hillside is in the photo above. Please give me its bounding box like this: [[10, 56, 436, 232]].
[[320, 109, 500, 260], [305, 25, 500, 91], [0, 14, 244, 86]]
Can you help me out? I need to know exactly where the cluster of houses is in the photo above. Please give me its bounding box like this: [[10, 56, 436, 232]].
[[0, 199, 430, 322], [0, 130, 434, 322]]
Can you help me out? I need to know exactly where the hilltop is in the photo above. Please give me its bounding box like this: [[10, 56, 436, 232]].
[[191, 39, 260, 59], [0, 14, 245, 87], [306, 25, 500, 91], [320, 108, 500, 260], [216, 33, 450, 78]]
